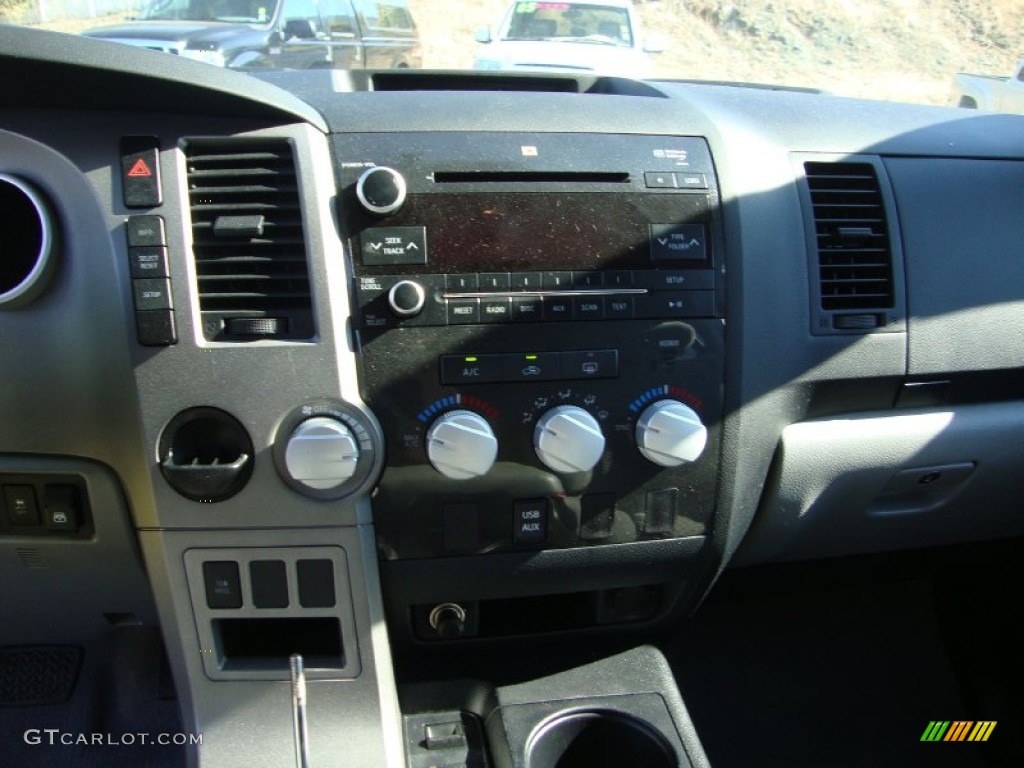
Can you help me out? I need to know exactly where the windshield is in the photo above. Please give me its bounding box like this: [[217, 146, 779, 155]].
[[3, 0, 1024, 111], [503, 2, 633, 47], [138, 0, 275, 23]]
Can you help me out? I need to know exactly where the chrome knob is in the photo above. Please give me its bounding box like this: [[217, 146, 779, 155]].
[[426, 410, 498, 480], [355, 166, 407, 215], [534, 405, 605, 473], [636, 400, 707, 467], [284, 417, 360, 490]]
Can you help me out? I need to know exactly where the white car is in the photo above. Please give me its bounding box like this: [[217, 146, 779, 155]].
[[473, 0, 664, 78]]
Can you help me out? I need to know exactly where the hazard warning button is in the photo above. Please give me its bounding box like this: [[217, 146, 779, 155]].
[[120, 136, 162, 209]]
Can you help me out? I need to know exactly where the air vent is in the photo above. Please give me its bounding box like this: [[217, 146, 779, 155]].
[[805, 161, 895, 320], [185, 140, 314, 340]]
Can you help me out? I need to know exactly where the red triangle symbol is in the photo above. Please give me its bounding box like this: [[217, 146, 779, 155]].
[[127, 158, 153, 177]]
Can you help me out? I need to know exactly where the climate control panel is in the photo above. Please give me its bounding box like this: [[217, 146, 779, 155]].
[[358, 320, 723, 560]]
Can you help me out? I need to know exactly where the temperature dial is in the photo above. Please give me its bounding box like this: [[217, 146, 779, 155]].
[[426, 410, 498, 480], [284, 417, 360, 490], [355, 166, 407, 215], [636, 400, 707, 467], [534, 405, 605, 474]]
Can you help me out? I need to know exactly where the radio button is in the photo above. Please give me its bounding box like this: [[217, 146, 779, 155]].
[[544, 296, 572, 321], [605, 270, 633, 287], [542, 271, 572, 290], [447, 299, 480, 325], [606, 296, 634, 319], [478, 272, 510, 291], [510, 272, 543, 291], [512, 296, 543, 322], [480, 297, 512, 323], [573, 296, 605, 320], [571, 271, 603, 288], [644, 171, 677, 189], [636, 291, 715, 319], [650, 223, 708, 262], [446, 273, 479, 292], [636, 269, 715, 291], [676, 172, 708, 190]]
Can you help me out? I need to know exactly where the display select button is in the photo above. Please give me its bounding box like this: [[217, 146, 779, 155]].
[[361, 226, 427, 266]]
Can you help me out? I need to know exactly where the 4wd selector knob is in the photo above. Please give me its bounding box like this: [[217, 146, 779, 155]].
[[636, 400, 707, 467], [534, 405, 605, 474], [388, 279, 426, 317], [426, 410, 498, 480], [355, 166, 407, 215], [285, 417, 360, 490]]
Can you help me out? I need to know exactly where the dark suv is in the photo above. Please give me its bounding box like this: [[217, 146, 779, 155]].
[[83, 0, 421, 70]]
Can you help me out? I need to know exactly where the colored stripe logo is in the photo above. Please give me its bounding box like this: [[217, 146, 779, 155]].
[[921, 721, 996, 742]]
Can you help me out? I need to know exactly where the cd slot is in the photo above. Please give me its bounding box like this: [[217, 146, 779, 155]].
[[432, 171, 630, 184]]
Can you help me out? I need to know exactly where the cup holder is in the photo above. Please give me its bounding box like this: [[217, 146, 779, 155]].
[[0, 173, 55, 308], [158, 407, 254, 502], [526, 710, 678, 768]]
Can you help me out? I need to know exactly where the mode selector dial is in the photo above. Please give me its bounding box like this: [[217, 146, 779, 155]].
[[285, 417, 361, 490], [355, 166, 407, 215], [426, 410, 498, 480], [388, 280, 426, 317], [636, 400, 708, 467], [534, 405, 605, 474]]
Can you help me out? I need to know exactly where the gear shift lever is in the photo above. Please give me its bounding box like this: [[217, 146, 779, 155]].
[[290, 654, 311, 768]]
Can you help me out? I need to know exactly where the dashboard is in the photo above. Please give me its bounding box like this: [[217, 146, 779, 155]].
[[3, 23, 1024, 768]]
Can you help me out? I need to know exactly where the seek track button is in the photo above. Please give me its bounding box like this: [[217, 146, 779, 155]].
[[361, 226, 427, 266]]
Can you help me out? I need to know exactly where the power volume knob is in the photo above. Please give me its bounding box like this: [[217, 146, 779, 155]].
[[426, 410, 498, 480], [355, 166, 407, 215], [534, 405, 606, 474], [636, 400, 708, 467], [284, 417, 360, 490]]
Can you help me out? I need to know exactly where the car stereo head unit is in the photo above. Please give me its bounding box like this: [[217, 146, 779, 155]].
[[333, 132, 720, 329]]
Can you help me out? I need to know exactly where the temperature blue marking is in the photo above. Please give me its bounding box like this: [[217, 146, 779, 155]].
[[417, 413, 428, 423]]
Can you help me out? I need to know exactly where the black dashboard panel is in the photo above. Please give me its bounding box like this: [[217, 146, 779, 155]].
[[4, 23, 1024, 768]]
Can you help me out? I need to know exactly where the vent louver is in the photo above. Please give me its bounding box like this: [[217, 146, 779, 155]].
[[185, 140, 314, 340], [805, 161, 894, 314]]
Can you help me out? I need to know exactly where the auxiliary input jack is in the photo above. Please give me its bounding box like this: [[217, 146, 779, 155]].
[[429, 603, 467, 639]]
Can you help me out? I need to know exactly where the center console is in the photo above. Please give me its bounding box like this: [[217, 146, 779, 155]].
[[334, 132, 725, 644]]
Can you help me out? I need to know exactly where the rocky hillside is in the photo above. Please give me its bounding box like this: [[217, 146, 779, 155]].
[[410, 0, 1024, 105]]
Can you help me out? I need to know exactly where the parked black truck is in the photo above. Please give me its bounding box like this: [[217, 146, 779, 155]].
[[84, 0, 421, 70]]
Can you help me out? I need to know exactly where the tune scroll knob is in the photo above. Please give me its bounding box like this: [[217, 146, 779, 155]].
[[388, 279, 426, 317], [534, 405, 606, 474], [355, 166, 407, 215], [636, 400, 708, 467], [426, 410, 498, 480], [284, 417, 361, 490]]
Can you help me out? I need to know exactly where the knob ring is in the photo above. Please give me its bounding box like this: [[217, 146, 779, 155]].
[[272, 399, 384, 500], [387, 279, 426, 317], [355, 166, 407, 215]]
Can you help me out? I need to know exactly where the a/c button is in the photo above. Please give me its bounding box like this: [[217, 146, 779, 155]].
[[440, 354, 503, 384]]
